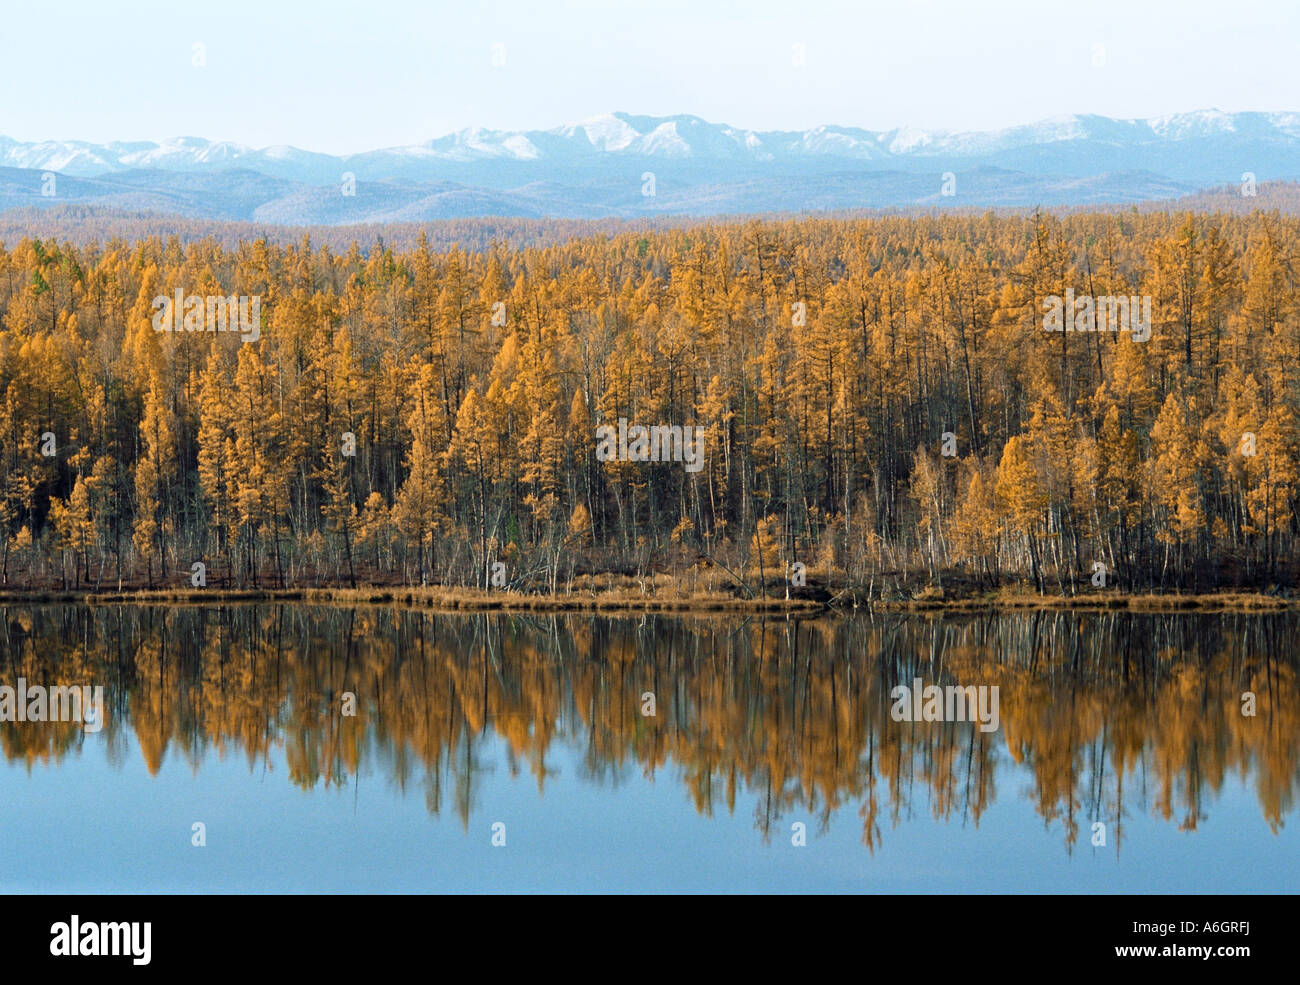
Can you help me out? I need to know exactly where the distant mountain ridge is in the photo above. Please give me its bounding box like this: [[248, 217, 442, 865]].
[[6, 109, 1300, 179], [1, 110, 1295, 224]]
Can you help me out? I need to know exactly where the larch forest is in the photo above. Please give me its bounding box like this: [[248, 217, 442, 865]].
[[1, 208, 1298, 600]]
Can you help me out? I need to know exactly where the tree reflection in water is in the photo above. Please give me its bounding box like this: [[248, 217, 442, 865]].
[[1, 605, 1294, 855]]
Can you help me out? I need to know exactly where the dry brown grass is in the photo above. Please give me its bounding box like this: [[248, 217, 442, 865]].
[[9, 584, 825, 615], [874, 589, 1293, 612], [1, 583, 1294, 615]]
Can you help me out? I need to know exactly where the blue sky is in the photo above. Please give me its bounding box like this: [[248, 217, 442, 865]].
[[3, 0, 1297, 153]]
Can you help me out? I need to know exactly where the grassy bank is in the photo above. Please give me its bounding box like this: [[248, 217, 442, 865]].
[[869, 590, 1295, 612], [0, 585, 827, 614], [0, 583, 1295, 614]]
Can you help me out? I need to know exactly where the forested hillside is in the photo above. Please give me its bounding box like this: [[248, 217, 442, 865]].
[[1, 208, 1298, 595], [3, 179, 1299, 252]]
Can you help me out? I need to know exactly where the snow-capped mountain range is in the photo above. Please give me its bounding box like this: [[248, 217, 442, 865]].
[[0, 110, 1296, 223]]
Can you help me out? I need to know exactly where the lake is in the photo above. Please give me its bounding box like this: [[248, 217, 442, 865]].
[[1, 604, 1296, 892]]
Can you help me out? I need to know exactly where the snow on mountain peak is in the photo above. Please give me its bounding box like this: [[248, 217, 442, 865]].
[[564, 114, 641, 151], [884, 127, 938, 154], [2, 110, 1298, 182], [1149, 109, 1237, 139], [635, 121, 692, 156]]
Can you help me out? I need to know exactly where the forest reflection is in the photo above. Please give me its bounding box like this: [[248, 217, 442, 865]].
[[1, 605, 1295, 854]]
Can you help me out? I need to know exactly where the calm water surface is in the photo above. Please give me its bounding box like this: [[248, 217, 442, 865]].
[[1, 605, 1296, 892]]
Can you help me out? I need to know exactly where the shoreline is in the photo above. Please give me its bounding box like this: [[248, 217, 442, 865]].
[[0, 586, 1294, 614]]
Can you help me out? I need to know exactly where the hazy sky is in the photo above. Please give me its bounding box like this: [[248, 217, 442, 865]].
[[3, 0, 1297, 153]]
